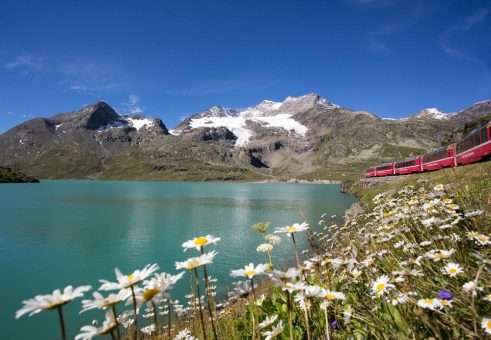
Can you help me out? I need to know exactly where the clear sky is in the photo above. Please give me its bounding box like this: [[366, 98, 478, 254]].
[[0, 0, 490, 132]]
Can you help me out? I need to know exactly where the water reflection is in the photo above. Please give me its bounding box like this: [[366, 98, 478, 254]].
[[0, 181, 355, 340]]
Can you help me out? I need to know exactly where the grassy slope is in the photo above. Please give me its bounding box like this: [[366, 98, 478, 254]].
[[151, 161, 491, 339], [351, 161, 491, 207]]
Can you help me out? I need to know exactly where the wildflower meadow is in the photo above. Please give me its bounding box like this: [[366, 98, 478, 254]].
[[15, 178, 491, 339]]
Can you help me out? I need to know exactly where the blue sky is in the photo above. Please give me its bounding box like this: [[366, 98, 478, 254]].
[[0, 0, 490, 132]]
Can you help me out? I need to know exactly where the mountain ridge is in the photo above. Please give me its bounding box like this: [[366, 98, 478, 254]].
[[1, 95, 490, 181]]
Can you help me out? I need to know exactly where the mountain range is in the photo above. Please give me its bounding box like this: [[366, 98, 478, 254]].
[[0, 94, 490, 181]]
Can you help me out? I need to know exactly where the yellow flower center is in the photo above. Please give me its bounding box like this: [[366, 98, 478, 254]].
[[424, 299, 433, 305], [245, 270, 256, 277], [448, 268, 457, 274], [127, 274, 134, 281], [470, 232, 478, 238], [143, 288, 160, 301], [434, 253, 442, 260], [287, 226, 297, 233], [46, 301, 67, 310], [194, 237, 208, 246], [478, 236, 488, 242], [487, 320, 491, 329], [375, 283, 385, 292], [325, 293, 336, 300], [441, 300, 449, 306]]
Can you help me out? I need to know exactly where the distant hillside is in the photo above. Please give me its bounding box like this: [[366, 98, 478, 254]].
[[0, 167, 39, 183], [0, 96, 489, 181]]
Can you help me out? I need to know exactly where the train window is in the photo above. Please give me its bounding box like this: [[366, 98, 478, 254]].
[[481, 126, 488, 142]]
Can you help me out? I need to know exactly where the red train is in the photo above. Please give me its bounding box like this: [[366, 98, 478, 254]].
[[365, 120, 491, 178]]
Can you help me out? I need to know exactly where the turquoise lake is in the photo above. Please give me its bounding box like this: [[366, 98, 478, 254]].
[[0, 180, 355, 339]]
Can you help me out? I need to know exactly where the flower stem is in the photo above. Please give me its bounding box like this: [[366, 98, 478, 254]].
[[304, 305, 311, 340], [267, 251, 273, 269], [291, 234, 301, 270], [193, 268, 208, 340], [111, 304, 121, 340], [286, 291, 294, 340], [250, 278, 257, 301], [130, 285, 139, 340], [151, 301, 159, 333], [167, 300, 172, 337], [323, 307, 330, 340], [201, 262, 218, 340], [56, 306, 66, 340]]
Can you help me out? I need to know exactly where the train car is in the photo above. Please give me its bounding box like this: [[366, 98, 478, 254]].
[[365, 167, 376, 178], [375, 162, 394, 177], [394, 156, 423, 175], [455, 121, 491, 165], [422, 144, 456, 172]]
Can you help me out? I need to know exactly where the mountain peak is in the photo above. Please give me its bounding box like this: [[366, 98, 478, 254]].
[[409, 107, 449, 120]]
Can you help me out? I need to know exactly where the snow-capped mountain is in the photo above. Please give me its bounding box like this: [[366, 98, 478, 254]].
[[0, 96, 489, 181], [406, 100, 491, 122], [408, 108, 454, 120], [175, 93, 339, 146]]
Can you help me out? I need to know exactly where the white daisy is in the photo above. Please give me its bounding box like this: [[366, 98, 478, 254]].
[[16, 285, 91, 318], [371, 275, 395, 297], [81, 289, 131, 312], [143, 272, 184, 298], [318, 289, 346, 302], [230, 263, 267, 279], [259, 314, 278, 329], [433, 184, 445, 191], [75, 311, 117, 340], [262, 320, 284, 340], [463, 281, 483, 296], [174, 328, 198, 340], [274, 222, 309, 236], [443, 262, 464, 277], [417, 298, 442, 310], [175, 251, 217, 270], [99, 264, 159, 290], [482, 318, 491, 335], [181, 235, 220, 252]]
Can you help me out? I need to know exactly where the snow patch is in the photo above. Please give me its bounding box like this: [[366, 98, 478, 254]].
[[126, 117, 154, 131], [189, 113, 307, 147], [412, 108, 450, 120], [168, 129, 181, 136], [96, 116, 155, 132]]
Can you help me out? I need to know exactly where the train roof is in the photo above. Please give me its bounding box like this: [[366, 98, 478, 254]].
[[395, 156, 417, 163], [425, 145, 448, 154]]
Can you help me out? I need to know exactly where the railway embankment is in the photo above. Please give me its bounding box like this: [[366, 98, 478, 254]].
[[350, 160, 491, 205]]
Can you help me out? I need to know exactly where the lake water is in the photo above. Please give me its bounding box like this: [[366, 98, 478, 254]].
[[0, 180, 355, 339]]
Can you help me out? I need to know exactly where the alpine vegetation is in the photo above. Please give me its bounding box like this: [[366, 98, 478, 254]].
[[15, 180, 491, 339]]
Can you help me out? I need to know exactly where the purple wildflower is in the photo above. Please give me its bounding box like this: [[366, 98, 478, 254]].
[[331, 320, 338, 329], [438, 289, 453, 300]]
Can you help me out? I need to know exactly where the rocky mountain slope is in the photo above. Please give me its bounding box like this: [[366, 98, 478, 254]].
[[0, 102, 258, 181], [0, 96, 489, 181], [174, 94, 490, 179]]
